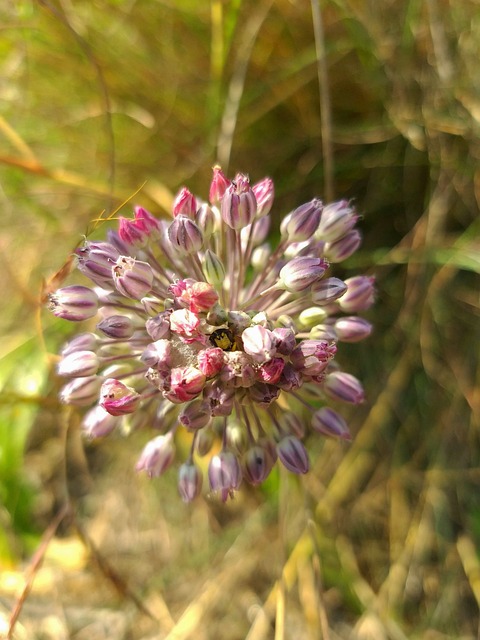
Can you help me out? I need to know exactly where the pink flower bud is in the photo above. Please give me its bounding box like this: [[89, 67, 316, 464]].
[[197, 347, 225, 377], [280, 199, 323, 242], [311, 277, 348, 304], [100, 378, 141, 416], [241, 325, 276, 363], [316, 200, 358, 243], [278, 257, 328, 292], [338, 276, 375, 312], [57, 350, 99, 377], [60, 376, 101, 406], [168, 215, 204, 254], [164, 366, 206, 403], [252, 176, 274, 217], [48, 285, 98, 321], [170, 308, 202, 341], [97, 314, 135, 339], [178, 461, 203, 502], [312, 407, 351, 440], [82, 405, 119, 438], [141, 339, 172, 370], [136, 433, 175, 477], [113, 256, 154, 299], [324, 229, 362, 262], [277, 436, 309, 474], [179, 398, 212, 430], [221, 174, 257, 229], [76, 241, 119, 287], [257, 357, 285, 384], [173, 187, 197, 218], [334, 316, 373, 342], [208, 450, 242, 500], [324, 371, 365, 404], [291, 340, 337, 375], [209, 165, 231, 205], [178, 280, 219, 313]]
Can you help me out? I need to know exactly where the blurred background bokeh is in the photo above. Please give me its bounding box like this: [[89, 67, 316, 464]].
[[1, 1, 479, 638]]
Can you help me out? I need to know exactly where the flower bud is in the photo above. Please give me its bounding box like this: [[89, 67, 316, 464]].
[[197, 347, 225, 377], [173, 187, 197, 218], [100, 378, 141, 416], [48, 285, 98, 322], [338, 276, 375, 312], [276, 363, 302, 391], [252, 176, 274, 217], [57, 350, 99, 378], [277, 436, 309, 474], [179, 398, 212, 430], [291, 340, 337, 376], [196, 428, 214, 456], [97, 314, 135, 339], [241, 325, 276, 363], [278, 257, 328, 292], [170, 308, 202, 340], [82, 405, 119, 438], [76, 241, 119, 287], [203, 381, 235, 416], [168, 215, 204, 254], [164, 367, 206, 403], [61, 332, 98, 356], [334, 316, 373, 342], [311, 277, 348, 305], [208, 450, 242, 499], [272, 327, 296, 355], [118, 207, 157, 247], [195, 202, 216, 237], [324, 371, 365, 404], [113, 256, 154, 299], [257, 358, 285, 384], [298, 307, 328, 328], [178, 461, 203, 502], [141, 339, 172, 370], [240, 216, 270, 250], [60, 376, 101, 406], [146, 312, 171, 340], [179, 280, 219, 313], [312, 407, 351, 440], [324, 229, 362, 262], [309, 324, 338, 341], [209, 165, 230, 205], [251, 244, 271, 271], [316, 200, 358, 243], [248, 382, 280, 406], [280, 411, 306, 438], [243, 444, 275, 485], [280, 199, 322, 242], [136, 433, 175, 477], [221, 174, 257, 229]]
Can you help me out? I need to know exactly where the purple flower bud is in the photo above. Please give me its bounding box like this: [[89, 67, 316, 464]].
[[280, 199, 323, 242], [291, 340, 337, 376], [48, 285, 98, 322], [60, 376, 101, 406], [57, 350, 99, 377], [178, 461, 203, 502], [173, 187, 197, 218], [243, 444, 275, 485], [338, 276, 375, 312], [324, 371, 365, 404], [276, 363, 302, 391], [324, 229, 362, 262], [252, 177, 274, 217], [278, 257, 328, 292], [167, 215, 204, 254], [316, 200, 358, 243], [141, 339, 172, 370], [208, 450, 242, 499], [248, 382, 280, 406], [146, 311, 171, 341], [76, 241, 119, 287], [196, 428, 214, 456], [179, 398, 212, 430], [241, 216, 271, 250], [221, 174, 257, 229], [136, 433, 175, 478], [241, 325, 276, 363], [100, 378, 141, 416], [277, 436, 309, 474], [97, 314, 135, 339], [311, 277, 348, 304], [312, 407, 351, 440], [209, 165, 231, 205], [82, 405, 119, 438], [113, 256, 154, 299], [203, 380, 235, 416], [280, 412, 306, 438], [272, 327, 297, 355], [334, 316, 373, 342], [61, 332, 98, 356], [118, 216, 147, 247]]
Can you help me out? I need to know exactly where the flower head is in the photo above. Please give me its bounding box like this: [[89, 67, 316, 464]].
[[49, 167, 373, 502]]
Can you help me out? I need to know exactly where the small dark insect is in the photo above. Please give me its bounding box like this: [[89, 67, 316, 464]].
[[209, 328, 237, 352]]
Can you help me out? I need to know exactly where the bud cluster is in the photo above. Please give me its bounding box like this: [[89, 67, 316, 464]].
[[48, 167, 374, 502]]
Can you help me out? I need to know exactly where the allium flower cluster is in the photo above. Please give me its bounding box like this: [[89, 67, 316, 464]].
[[48, 167, 374, 502]]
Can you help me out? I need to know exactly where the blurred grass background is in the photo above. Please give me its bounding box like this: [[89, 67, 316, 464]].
[[0, 0, 479, 638]]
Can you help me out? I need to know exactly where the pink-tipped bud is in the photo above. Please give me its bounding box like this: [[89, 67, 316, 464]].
[[100, 378, 141, 416], [48, 285, 98, 322], [113, 256, 154, 299], [97, 314, 135, 339], [221, 174, 257, 230], [338, 275, 375, 312], [169, 308, 202, 341], [57, 350, 99, 378], [241, 325, 276, 363], [277, 436, 309, 474], [312, 407, 351, 440], [173, 187, 197, 218], [311, 277, 348, 305], [197, 347, 225, 377], [82, 405, 119, 438], [209, 165, 231, 205], [334, 316, 373, 342], [278, 257, 328, 292], [164, 367, 206, 403], [179, 398, 212, 430], [60, 376, 101, 406], [324, 371, 365, 404], [178, 461, 203, 502], [257, 357, 285, 384], [76, 241, 119, 287], [136, 433, 175, 478], [208, 450, 242, 499], [280, 199, 323, 242], [167, 215, 204, 254], [316, 200, 358, 243], [291, 340, 337, 376], [324, 229, 362, 262], [252, 176, 274, 218], [179, 281, 219, 313]]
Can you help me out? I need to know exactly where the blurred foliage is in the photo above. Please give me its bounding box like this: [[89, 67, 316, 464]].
[[0, 0, 479, 638]]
